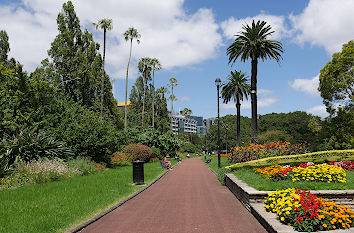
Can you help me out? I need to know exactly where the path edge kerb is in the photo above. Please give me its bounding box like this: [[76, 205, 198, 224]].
[[66, 163, 179, 233]]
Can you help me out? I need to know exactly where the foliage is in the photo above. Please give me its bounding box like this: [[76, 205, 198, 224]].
[[179, 142, 200, 153], [110, 152, 132, 167], [126, 127, 181, 157], [258, 130, 293, 144], [45, 100, 126, 163], [124, 144, 152, 162], [150, 146, 162, 160], [0, 30, 10, 63], [0, 157, 100, 189], [319, 40, 353, 115], [264, 188, 354, 232], [0, 127, 73, 174], [226, 149, 354, 170], [228, 141, 309, 163]]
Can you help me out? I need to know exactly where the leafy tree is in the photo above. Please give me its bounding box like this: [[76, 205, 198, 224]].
[[168, 77, 178, 114], [123, 27, 141, 130], [227, 20, 283, 143], [0, 30, 10, 64], [319, 40, 354, 115], [221, 70, 250, 146], [150, 58, 162, 128], [93, 18, 113, 117]]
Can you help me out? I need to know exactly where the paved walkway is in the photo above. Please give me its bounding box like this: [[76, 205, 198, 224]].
[[80, 158, 267, 233]]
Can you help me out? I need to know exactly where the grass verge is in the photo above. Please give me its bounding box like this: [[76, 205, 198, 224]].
[[203, 156, 230, 185], [0, 160, 176, 233], [233, 167, 354, 191]]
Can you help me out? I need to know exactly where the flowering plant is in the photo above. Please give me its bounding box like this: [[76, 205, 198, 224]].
[[265, 188, 354, 232], [327, 161, 354, 171], [229, 141, 309, 163]]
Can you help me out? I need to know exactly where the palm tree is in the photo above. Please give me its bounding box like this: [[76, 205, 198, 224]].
[[221, 70, 250, 147], [138, 57, 152, 126], [168, 77, 178, 114], [150, 58, 162, 128], [182, 108, 192, 117], [123, 27, 141, 130], [226, 20, 283, 143], [93, 18, 113, 118]]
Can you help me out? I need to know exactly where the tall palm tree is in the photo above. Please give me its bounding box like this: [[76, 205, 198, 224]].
[[168, 77, 178, 114], [221, 70, 250, 147], [93, 18, 113, 118], [123, 27, 141, 130], [138, 57, 152, 126], [150, 58, 162, 128], [226, 20, 283, 143]]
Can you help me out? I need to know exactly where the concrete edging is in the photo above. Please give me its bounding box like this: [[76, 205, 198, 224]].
[[66, 162, 180, 233], [225, 173, 354, 233]]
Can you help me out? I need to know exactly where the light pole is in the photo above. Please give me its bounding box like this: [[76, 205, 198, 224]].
[[215, 78, 221, 168]]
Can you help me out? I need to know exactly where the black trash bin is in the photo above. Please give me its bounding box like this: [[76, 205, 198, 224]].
[[132, 160, 144, 184]]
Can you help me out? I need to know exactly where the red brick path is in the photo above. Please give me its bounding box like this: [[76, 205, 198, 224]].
[[80, 157, 267, 233]]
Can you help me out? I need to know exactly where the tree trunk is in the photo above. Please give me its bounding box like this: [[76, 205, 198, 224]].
[[124, 38, 133, 130], [171, 87, 173, 114], [251, 58, 258, 144], [142, 64, 147, 126], [100, 28, 106, 118], [152, 69, 155, 128], [236, 97, 241, 147]]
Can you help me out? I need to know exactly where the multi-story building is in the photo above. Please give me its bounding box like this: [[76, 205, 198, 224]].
[[203, 117, 217, 133], [170, 113, 197, 135]]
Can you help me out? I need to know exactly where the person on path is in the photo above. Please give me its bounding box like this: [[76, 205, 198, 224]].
[[164, 157, 171, 169]]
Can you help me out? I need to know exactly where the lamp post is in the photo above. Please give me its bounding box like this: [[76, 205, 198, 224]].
[[215, 78, 221, 168]]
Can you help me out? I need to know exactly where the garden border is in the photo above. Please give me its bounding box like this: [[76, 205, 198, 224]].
[[66, 163, 180, 233], [225, 173, 354, 233]]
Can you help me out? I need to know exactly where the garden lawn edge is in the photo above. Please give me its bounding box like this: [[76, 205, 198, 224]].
[[226, 149, 354, 170], [66, 163, 179, 233]]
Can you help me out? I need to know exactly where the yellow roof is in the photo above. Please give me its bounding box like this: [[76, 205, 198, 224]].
[[117, 101, 131, 107]]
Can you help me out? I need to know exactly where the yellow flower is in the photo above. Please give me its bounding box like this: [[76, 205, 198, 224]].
[[280, 217, 285, 221], [322, 223, 327, 228]]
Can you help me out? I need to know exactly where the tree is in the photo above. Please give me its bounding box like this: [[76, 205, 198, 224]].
[[0, 30, 10, 64], [319, 40, 354, 115], [221, 70, 250, 146], [93, 18, 113, 117], [123, 27, 140, 130], [150, 58, 162, 128], [168, 77, 178, 114], [138, 57, 153, 126], [182, 108, 192, 117], [227, 20, 283, 143]]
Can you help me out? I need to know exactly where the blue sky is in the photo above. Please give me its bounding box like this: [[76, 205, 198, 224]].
[[1, 0, 353, 119]]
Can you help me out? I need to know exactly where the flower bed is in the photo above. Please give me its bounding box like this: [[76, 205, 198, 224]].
[[264, 188, 354, 232], [229, 141, 309, 163], [254, 163, 348, 183]]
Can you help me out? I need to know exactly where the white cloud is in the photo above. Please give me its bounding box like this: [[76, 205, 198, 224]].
[[289, 0, 354, 54], [221, 89, 278, 110], [0, 0, 222, 79], [179, 96, 191, 102], [221, 13, 289, 40], [306, 105, 329, 118], [289, 75, 320, 96]]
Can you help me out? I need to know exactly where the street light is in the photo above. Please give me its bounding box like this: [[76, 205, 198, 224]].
[[215, 78, 221, 168]]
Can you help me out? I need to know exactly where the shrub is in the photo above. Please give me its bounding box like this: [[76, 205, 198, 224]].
[[179, 142, 199, 153], [150, 146, 162, 160], [0, 127, 73, 175], [110, 152, 132, 167], [124, 144, 152, 162], [226, 149, 354, 171], [45, 101, 126, 163], [0, 157, 102, 189], [66, 157, 97, 175]]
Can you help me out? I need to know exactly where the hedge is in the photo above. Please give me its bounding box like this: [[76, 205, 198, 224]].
[[225, 149, 354, 171]]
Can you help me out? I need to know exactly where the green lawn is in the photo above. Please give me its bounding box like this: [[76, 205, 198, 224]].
[[233, 167, 354, 191], [203, 155, 230, 173], [0, 160, 177, 233]]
